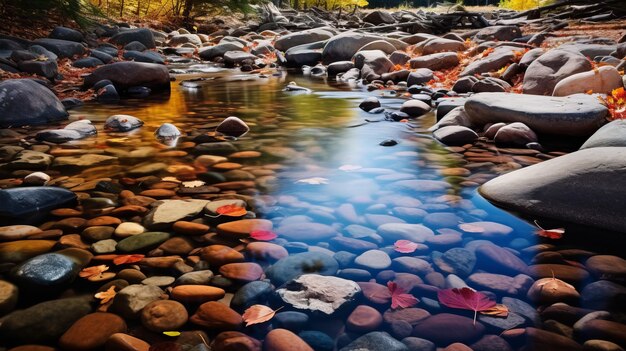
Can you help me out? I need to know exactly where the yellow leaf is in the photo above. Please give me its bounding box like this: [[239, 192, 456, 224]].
[[163, 331, 181, 337], [242, 305, 282, 327], [94, 286, 117, 304]]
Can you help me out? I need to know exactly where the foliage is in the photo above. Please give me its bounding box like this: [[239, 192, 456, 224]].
[[437, 287, 495, 325], [242, 305, 282, 326], [387, 281, 419, 309], [603, 87, 626, 120], [498, 0, 553, 11], [288, 0, 368, 11], [4, 0, 104, 27]]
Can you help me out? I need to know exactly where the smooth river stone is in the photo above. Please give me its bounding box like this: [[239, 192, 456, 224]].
[[0, 186, 76, 220], [276, 274, 361, 315], [59, 312, 127, 351], [245, 241, 288, 262], [217, 219, 273, 238], [340, 331, 408, 351], [190, 301, 242, 329], [0, 225, 43, 241], [475, 244, 529, 275], [464, 93, 607, 136], [585, 255, 626, 278], [480, 147, 626, 233], [10, 253, 80, 291], [143, 199, 209, 228], [347, 305, 383, 332], [141, 300, 188, 332], [219, 262, 264, 282], [276, 222, 338, 241], [377, 223, 435, 242], [0, 240, 56, 263], [201, 245, 245, 266], [266, 252, 339, 286], [412, 313, 485, 345], [355, 250, 392, 270], [116, 232, 170, 253], [171, 285, 225, 303], [265, 328, 314, 351]]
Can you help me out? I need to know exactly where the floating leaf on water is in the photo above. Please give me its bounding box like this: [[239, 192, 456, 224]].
[[94, 285, 117, 304], [533, 220, 564, 239], [479, 304, 509, 318], [458, 223, 485, 233], [113, 254, 145, 265], [79, 265, 109, 279], [387, 281, 419, 309], [163, 331, 181, 337], [216, 204, 247, 217], [437, 287, 496, 325], [242, 305, 283, 327], [394, 240, 419, 253], [338, 164, 362, 172], [295, 177, 329, 185], [249, 230, 277, 241]]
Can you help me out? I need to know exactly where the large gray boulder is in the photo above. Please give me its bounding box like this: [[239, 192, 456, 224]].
[[198, 42, 244, 60], [274, 28, 333, 52], [363, 11, 396, 25], [460, 46, 519, 76], [480, 147, 626, 233], [83, 62, 170, 92], [110, 28, 155, 49], [322, 33, 407, 64], [32, 38, 86, 58], [464, 93, 608, 136], [353, 50, 393, 75], [523, 49, 592, 95], [410, 52, 459, 71], [0, 79, 68, 127], [475, 25, 522, 42], [580, 120, 626, 149]]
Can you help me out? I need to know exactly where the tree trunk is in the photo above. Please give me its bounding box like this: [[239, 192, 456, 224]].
[[182, 0, 193, 22], [293, 0, 299, 10], [136, 0, 141, 15], [120, 0, 124, 17]]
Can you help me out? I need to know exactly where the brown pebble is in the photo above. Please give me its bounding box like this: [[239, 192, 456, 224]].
[[139, 189, 176, 198], [201, 245, 245, 266], [219, 262, 263, 282], [105, 333, 150, 351], [110, 205, 149, 217], [86, 216, 122, 227], [59, 234, 90, 250], [190, 301, 242, 329], [141, 300, 188, 332], [173, 221, 210, 235], [213, 331, 262, 351], [53, 217, 87, 232], [264, 329, 313, 351], [50, 208, 84, 217], [346, 305, 383, 332], [171, 285, 226, 303], [59, 313, 127, 350]]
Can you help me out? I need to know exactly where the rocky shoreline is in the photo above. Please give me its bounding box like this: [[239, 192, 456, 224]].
[[0, 6, 626, 351]]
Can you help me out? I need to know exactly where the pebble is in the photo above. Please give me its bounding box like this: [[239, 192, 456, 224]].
[[171, 285, 226, 303], [114, 222, 145, 237], [347, 305, 383, 332], [264, 328, 314, 351], [105, 333, 150, 351], [0, 225, 43, 241], [190, 301, 242, 329], [59, 313, 127, 350], [219, 262, 264, 282], [140, 300, 188, 332]]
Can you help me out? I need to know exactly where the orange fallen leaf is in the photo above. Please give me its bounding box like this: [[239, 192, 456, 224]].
[[479, 304, 509, 318], [94, 285, 117, 304], [216, 204, 247, 217], [79, 265, 109, 279], [113, 254, 145, 265], [242, 305, 283, 327], [533, 220, 564, 239]]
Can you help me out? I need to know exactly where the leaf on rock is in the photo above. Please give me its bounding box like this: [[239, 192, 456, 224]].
[[163, 331, 181, 337], [394, 240, 419, 253], [242, 305, 282, 327], [249, 230, 277, 241], [533, 220, 564, 239], [437, 287, 496, 325], [479, 304, 509, 318], [94, 285, 117, 304], [113, 254, 145, 265], [295, 177, 329, 185], [79, 265, 109, 279], [216, 204, 247, 217], [387, 281, 419, 309]]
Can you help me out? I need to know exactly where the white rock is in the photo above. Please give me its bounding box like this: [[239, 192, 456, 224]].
[[553, 66, 623, 96]]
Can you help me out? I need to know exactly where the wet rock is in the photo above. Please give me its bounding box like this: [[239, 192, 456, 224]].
[[0, 240, 56, 263], [578, 320, 626, 348], [0, 79, 68, 127], [433, 126, 479, 146], [0, 297, 91, 344], [402, 337, 435, 351], [523, 49, 593, 95], [472, 77, 511, 93], [354, 50, 393, 75], [478, 312, 527, 332], [322, 33, 406, 64], [116, 232, 170, 252], [18, 59, 58, 79], [494, 122, 538, 146], [59, 313, 127, 351], [123, 41, 146, 51], [246, 242, 288, 262], [230, 281, 274, 312], [104, 114, 144, 132], [32, 38, 86, 58], [360, 97, 381, 112], [213, 331, 262, 351], [470, 335, 513, 351], [141, 300, 188, 332], [216, 116, 249, 137], [465, 93, 607, 136], [154, 122, 181, 140], [10, 252, 81, 291], [276, 222, 337, 241], [105, 333, 150, 351], [217, 219, 273, 238], [581, 280, 626, 310], [480, 147, 626, 232], [190, 301, 242, 329], [73, 56, 104, 68], [553, 65, 623, 96], [527, 277, 580, 305], [400, 100, 431, 117], [410, 52, 459, 71], [585, 255, 626, 279], [0, 280, 18, 314], [407, 69, 434, 86], [265, 328, 314, 351], [378, 223, 434, 242], [525, 327, 583, 351], [355, 249, 391, 270], [461, 46, 519, 77], [340, 331, 408, 351], [421, 38, 466, 55], [220, 262, 263, 282], [0, 225, 43, 241], [583, 340, 624, 351], [581, 120, 626, 149], [277, 274, 360, 314], [50, 26, 83, 42], [110, 28, 155, 49], [412, 314, 485, 345], [476, 26, 522, 41], [111, 284, 164, 319], [347, 305, 383, 332], [83, 62, 170, 92], [200, 42, 244, 60], [274, 29, 333, 52]]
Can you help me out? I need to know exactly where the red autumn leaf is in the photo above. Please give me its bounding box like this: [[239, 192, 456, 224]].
[[437, 287, 496, 325], [394, 240, 418, 253], [249, 230, 277, 241], [113, 254, 145, 265], [242, 305, 283, 326], [534, 220, 564, 239], [216, 204, 247, 217], [387, 281, 419, 309]]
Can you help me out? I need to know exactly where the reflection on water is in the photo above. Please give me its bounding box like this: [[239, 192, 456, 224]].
[[54, 69, 625, 348]]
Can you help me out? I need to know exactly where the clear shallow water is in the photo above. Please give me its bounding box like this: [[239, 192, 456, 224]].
[[8, 68, 626, 349]]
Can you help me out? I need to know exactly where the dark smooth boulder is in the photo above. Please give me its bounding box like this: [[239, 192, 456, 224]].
[[32, 38, 86, 58], [0, 186, 77, 222], [83, 62, 170, 92], [110, 28, 155, 49], [49, 26, 84, 43], [0, 79, 67, 127]]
